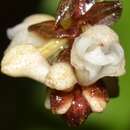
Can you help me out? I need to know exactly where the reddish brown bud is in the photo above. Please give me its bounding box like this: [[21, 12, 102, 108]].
[[63, 85, 91, 127]]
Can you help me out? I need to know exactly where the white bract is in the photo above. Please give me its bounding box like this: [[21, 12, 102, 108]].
[[71, 25, 125, 86]]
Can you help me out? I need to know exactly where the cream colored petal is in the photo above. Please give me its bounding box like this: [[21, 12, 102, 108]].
[[1, 44, 50, 83], [45, 62, 77, 91]]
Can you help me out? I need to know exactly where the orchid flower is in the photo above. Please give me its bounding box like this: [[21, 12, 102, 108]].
[[0, 0, 126, 127]]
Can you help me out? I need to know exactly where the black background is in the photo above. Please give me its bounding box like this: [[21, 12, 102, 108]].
[[0, 1, 40, 129]]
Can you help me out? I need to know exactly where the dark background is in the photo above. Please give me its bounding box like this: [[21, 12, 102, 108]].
[[0, 1, 40, 129]]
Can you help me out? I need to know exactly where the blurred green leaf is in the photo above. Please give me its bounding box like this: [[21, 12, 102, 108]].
[[39, 0, 60, 15]]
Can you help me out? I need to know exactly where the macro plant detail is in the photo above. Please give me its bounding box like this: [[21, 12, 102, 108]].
[[1, 0, 125, 127]]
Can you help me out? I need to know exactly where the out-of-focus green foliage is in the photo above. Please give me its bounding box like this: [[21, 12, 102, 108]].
[[20, 0, 130, 130], [39, 0, 60, 15]]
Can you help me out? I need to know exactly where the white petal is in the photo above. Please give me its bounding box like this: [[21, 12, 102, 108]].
[[71, 25, 125, 86], [84, 47, 112, 65], [45, 62, 77, 91], [1, 44, 50, 83]]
